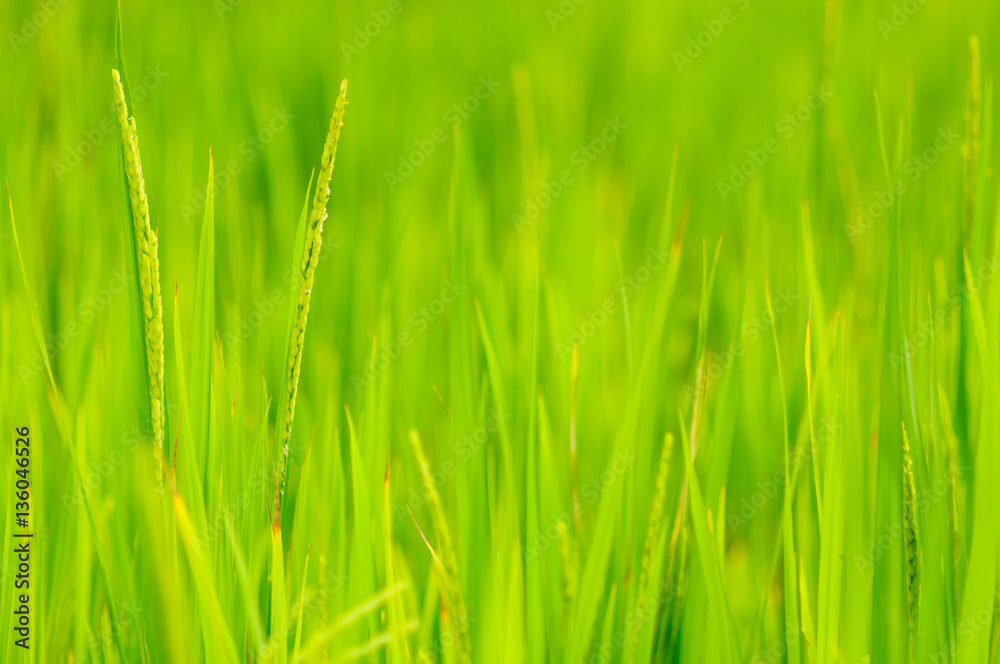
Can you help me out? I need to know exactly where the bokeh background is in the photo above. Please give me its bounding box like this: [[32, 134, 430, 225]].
[[2, 0, 1000, 662]]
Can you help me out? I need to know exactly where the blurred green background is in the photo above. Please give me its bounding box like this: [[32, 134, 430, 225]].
[[2, 0, 1000, 662]]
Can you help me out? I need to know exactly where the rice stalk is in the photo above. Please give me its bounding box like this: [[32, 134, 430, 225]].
[[962, 35, 981, 237], [557, 519, 578, 607], [660, 496, 689, 657], [627, 432, 674, 662], [901, 421, 920, 660], [112, 67, 166, 485], [805, 305, 823, 521], [408, 428, 471, 664], [277, 79, 349, 494]]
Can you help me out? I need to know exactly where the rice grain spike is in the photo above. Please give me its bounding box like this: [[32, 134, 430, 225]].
[[901, 420, 920, 660], [408, 428, 471, 664], [962, 35, 981, 238], [627, 432, 674, 661], [277, 79, 348, 493], [112, 67, 166, 485]]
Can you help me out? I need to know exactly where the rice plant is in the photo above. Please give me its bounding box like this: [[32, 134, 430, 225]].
[[3, 1, 1000, 663]]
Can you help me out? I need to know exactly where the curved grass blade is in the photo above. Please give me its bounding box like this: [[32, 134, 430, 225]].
[[525, 260, 546, 663], [172, 490, 240, 664], [871, 93, 909, 664], [765, 276, 801, 664], [191, 153, 216, 491], [408, 428, 471, 663]]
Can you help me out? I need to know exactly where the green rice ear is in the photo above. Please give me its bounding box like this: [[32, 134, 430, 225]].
[[408, 428, 471, 664], [276, 80, 348, 501], [871, 93, 909, 664], [114, 6, 152, 443], [901, 421, 920, 660]]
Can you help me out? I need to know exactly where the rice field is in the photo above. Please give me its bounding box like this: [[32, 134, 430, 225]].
[[2, 0, 1000, 662]]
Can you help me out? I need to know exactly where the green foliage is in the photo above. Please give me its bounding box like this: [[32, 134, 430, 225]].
[[2, 0, 1000, 662]]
